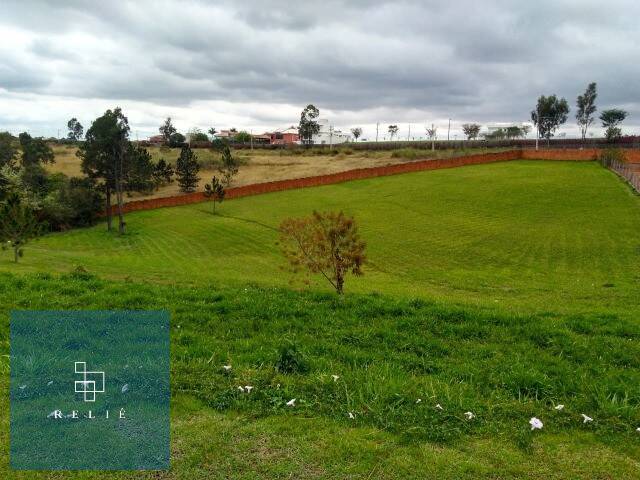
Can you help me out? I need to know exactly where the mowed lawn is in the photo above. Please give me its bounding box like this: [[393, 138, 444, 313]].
[[5, 160, 640, 315]]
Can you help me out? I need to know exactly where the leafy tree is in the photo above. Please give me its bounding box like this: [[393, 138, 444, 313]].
[[233, 131, 252, 143], [0, 132, 18, 169], [78, 107, 151, 234], [40, 176, 103, 230], [521, 125, 532, 138], [387, 125, 399, 140], [462, 123, 481, 140], [67, 118, 84, 141], [18, 133, 55, 168], [152, 158, 174, 189], [279, 210, 366, 295], [600, 108, 628, 141], [505, 126, 523, 139], [0, 193, 44, 262], [483, 129, 506, 140], [159, 117, 177, 145], [168, 132, 186, 148], [188, 127, 209, 143], [531, 95, 570, 142], [208, 127, 217, 139], [576, 83, 597, 141], [203, 176, 225, 214], [298, 104, 321, 146], [426, 126, 437, 150], [176, 145, 200, 192], [218, 144, 239, 187], [350, 127, 363, 141]]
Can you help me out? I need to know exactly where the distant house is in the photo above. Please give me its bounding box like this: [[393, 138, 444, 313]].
[[312, 119, 351, 145], [148, 135, 165, 145], [214, 130, 237, 140], [267, 126, 299, 145]]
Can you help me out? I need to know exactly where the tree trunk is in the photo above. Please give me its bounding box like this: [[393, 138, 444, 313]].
[[14, 245, 19, 263], [335, 272, 344, 295], [105, 186, 112, 231], [116, 145, 126, 234]]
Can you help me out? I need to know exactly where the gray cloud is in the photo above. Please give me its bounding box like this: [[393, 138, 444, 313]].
[[0, 0, 639, 136]]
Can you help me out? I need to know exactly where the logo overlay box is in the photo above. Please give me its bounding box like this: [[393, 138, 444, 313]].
[[10, 311, 170, 470]]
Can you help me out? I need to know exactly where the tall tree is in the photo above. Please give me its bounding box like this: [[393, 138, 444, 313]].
[[0, 193, 43, 263], [78, 107, 131, 233], [600, 108, 628, 141], [350, 127, 363, 142], [207, 127, 217, 139], [218, 144, 239, 186], [298, 105, 321, 146], [387, 125, 399, 141], [67, 118, 84, 141], [176, 145, 200, 192], [462, 123, 481, 140], [159, 117, 177, 145], [576, 83, 597, 141], [152, 158, 174, 190], [531, 95, 570, 143], [18, 133, 55, 168], [0, 132, 18, 169]]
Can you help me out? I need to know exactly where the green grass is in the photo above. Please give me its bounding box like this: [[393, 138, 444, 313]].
[[5, 161, 640, 316], [1, 273, 639, 478], [2, 160, 640, 477]]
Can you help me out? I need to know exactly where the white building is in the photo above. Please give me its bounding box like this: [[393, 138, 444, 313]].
[[312, 119, 351, 145]]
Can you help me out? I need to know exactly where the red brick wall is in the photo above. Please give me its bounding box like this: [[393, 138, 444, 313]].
[[110, 148, 638, 215]]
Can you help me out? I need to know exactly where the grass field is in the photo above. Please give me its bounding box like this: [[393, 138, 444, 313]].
[[2, 160, 640, 478], [11, 160, 640, 316]]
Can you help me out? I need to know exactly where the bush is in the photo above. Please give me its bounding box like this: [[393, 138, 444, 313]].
[[598, 148, 626, 168], [275, 342, 309, 374]]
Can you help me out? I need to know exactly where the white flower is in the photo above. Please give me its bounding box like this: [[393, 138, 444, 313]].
[[348, 412, 355, 419], [464, 411, 475, 420], [47, 381, 53, 386], [554, 404, 564, 411], [416, 398, 422, 404], [222, 365, 232, 371], [286, 398, 296, 407], [636, 427, 640, 433], [529, 417, 543, 430], [244, 386, 253, 393], [331, 375, 340, 382], [435, 404, 444, 411], [121, 384, 129, 393], [19, 385, 26, 390], [581, 414, 593, 423], [237, 386, 245, 392]]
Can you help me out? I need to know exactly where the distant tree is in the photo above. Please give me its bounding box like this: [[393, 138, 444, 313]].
[[18, 133, 55, 168], [175, 145, 200, 192], [426, 126, 437, 150], [124, 143, 155, 195], [279, 211, 366, 295], [600, 108, 628, 141], [576, 82, 597, 141], [203, 175, 225, 214], [0, 132, 18, 169], [188, 127, 209, 143], [462, 123, 481, 140], [233, 131, 252, 144], [67, 118, 84, 141], [159, 117, 177, 145], [531, 95, 570, 143], [387, 125, 399, 141], [218, 144, 239, 187], [350, 127, 363, 142], [505, 126, 524, 140], [521, 125, 532, 138], [168, 132, 186, 148], [298, 105, 321, 146], [0, 193, 44, 263], [152, 158, 174, 189], [483, 129, 506, 140], [207, 127, 217, 140]]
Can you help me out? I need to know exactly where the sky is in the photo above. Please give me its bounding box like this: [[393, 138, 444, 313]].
[[1, 0, 639, 141]]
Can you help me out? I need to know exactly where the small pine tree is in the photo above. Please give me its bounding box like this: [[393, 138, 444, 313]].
[[203, 176, 226, 214], [218, 145, 239, 187], [152, 158, 174, 190], [175, 146, 200, 193], [0, 193, 43, 262]]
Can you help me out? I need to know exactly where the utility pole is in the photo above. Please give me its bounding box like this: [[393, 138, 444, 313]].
[[447, 119, 451, 141], [329, 125, 334, 149], [250, 129, 254, 150], [431, 123, 435, 151], [376, 122, 379, 142], [408, 124, 411, 141]]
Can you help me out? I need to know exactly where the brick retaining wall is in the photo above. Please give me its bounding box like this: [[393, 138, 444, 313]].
[[111, 148, 636, 215]]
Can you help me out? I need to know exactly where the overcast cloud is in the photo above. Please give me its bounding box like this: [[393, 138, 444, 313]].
[[1, 0, 639, 139]]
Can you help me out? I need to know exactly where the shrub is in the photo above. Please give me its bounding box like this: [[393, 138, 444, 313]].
[[598, 148, 626, 168], [275, 342, 309, 374]]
